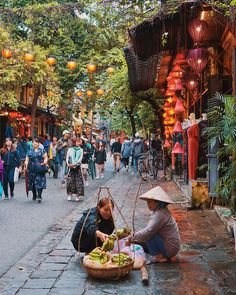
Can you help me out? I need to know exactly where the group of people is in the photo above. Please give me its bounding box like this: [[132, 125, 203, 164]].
[[0, 130, 109, 203]]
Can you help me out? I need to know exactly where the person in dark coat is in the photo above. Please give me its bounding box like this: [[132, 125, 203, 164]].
[[1, 138, 21, 199], [24, 138, 48, 203], [71, 197, 114, 252], [110, 137, 122, 172], [94, 141, 106, 180]]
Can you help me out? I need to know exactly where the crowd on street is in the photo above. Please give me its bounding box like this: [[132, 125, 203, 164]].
[[0, 130, 162, 204]]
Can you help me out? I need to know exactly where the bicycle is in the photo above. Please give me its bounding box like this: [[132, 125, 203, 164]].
[[137, 151, 153, 180]]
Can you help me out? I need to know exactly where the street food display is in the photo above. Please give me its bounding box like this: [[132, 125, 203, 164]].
[[83, 228, 134, 279]]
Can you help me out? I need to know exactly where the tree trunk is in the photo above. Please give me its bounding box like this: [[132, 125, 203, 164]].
[[30, 86, 40, 136], [126, 108, 136, 137]]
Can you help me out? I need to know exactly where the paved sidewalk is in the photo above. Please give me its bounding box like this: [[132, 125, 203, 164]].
[[0, 171, 236, 295]]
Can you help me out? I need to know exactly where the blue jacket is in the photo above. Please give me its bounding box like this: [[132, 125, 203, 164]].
[[16, 141, 28, 160], [1, 150, 21, 168], [71, 207, 114, 252]]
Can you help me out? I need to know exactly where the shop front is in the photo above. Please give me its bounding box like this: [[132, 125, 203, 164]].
[[125, 1, 236, 206]]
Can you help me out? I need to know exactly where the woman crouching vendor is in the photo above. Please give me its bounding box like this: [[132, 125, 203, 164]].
[[127, 186, 180, 263], [71, 197, 114, 253]]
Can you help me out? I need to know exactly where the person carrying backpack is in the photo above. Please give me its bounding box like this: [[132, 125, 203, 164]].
[[132, 132, 144, 174], [121, 136, 132, 171]]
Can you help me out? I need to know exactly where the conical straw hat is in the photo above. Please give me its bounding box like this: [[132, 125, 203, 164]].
[[139, 186, 174, 204]]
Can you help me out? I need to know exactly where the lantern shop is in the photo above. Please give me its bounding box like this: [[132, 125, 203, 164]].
[[125, 1, 236, 206]]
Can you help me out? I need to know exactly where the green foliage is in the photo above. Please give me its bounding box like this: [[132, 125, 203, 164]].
[[204, 93, 236, 215]]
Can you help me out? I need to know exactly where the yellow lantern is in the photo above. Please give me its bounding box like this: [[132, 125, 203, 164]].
[[163, 112, 167, 118], [169, 108, 175, 115], [97, 89, 104, 95], [46, 57, 56, 66], [24, 53, 34, 63], [167, 97, 173, 103], [2, 49, 12, 59], [86, 90, 93, 97], [75, 90, 83, 97], [67, 61, 77, 70], [87, 64, 96, 73], [106, 67, 115, 75], [47, 91, 55, 97]]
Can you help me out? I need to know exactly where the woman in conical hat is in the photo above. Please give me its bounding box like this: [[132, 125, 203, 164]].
[[127, 186, 180, 263]]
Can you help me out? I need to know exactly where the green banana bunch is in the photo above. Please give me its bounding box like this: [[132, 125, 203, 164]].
[[88, 247, 109, 264], [111, 253, 132, 266], [102, 236, 115, 251], [116, 228, 131, 240]]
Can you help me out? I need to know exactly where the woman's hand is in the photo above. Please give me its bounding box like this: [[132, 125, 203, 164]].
[[96, 230, 108, 243]]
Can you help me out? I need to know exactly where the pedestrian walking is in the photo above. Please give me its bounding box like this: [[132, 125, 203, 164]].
[[66, 137, 84, 201], [71, 197, 114, 252], [49, 136, 59, 178], [24, 138, 48, 203], [0, 156, 3, 199], [121, 136, 132, 171], [56, 130, 72, 187], [81, 136, 93, 187], [127, 186, 180, 264], [0, 138, 21, 199], [110, 137, 122, 172], [16, 136, 28, 176], [43, 134, 52, 155], [94, 141, 106, 180], [132, 132, 144, 174]]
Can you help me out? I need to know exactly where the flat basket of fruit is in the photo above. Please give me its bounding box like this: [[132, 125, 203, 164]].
[[83, 247, 134, 279]]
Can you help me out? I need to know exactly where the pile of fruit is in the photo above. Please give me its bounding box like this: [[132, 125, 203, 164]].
[[83, 228, 133, 269]]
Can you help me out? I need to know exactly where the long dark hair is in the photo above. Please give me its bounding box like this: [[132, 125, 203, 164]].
[[97, 197, 114, 209], [1, 138, 15, 154]]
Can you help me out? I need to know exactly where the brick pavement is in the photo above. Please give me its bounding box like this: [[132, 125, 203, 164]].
[[0, 171, 236, 295]]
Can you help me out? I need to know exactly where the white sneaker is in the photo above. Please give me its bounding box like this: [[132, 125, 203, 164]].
[[85, 181, 89, 187], [96, 176, 100, 180], [67, 195, 72, 201], [75, 196, 80, 202], [100, 174, 104, 179]]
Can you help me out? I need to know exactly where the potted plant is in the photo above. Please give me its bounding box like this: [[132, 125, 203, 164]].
[[204, 93, 236, 247]]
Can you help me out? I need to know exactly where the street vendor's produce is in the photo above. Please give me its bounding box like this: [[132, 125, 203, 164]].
[[101, 227, 131, 251], [111, 253, 132, 266], [88, 247, 109, 264]]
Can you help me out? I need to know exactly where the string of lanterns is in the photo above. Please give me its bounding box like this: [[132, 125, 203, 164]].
[[1, 48, 115, 98], [162, 16, 210, 172]]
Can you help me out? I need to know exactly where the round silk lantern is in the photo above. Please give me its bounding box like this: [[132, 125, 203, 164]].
[[188, 19, 208, 45], [187, 48, 208, 74]]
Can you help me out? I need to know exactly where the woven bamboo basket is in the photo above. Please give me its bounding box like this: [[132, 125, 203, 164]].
[[83, 259, 134, 280]]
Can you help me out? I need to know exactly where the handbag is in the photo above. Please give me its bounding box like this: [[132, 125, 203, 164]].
[[35, 164, 49, 174], [14, 167, 20, 183]]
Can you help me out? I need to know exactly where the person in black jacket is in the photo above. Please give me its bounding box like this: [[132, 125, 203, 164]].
[[94, 141, 106, 180], [110, 137, 122, 172], [71, 197, 114, 252], [1, 138, 21, 199]]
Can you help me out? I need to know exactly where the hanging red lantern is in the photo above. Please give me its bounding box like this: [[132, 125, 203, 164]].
[[67, 61, 77, 70], [187, 48, 209, 74], [24, 53, 34, 63], [87, 64, 96, 73], [173, 121, 184, 133], [175, 80, 183, 91], [169, 108, 175, 115], [184, 72, 199, 92], [171, 142, 184, 169], [188, 19, 208, 45], [2, 48, 12, 59], [164, 140, 171, 148], [164, 128, 170, 135], [165, 90, 175, 97], [46, 57, 56, 66], [174, 99, 185, 113], [167, 97, 173, 103]]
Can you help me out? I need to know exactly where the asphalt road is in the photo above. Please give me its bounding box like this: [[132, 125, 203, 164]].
[[0, 157, 115, 277]]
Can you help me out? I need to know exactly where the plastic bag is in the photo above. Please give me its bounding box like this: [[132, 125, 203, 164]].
[[14, 167, 19, 183], [112, 239, 146, 269]]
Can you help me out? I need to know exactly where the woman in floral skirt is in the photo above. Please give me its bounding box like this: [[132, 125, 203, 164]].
[[66, 138, 84, 201]]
